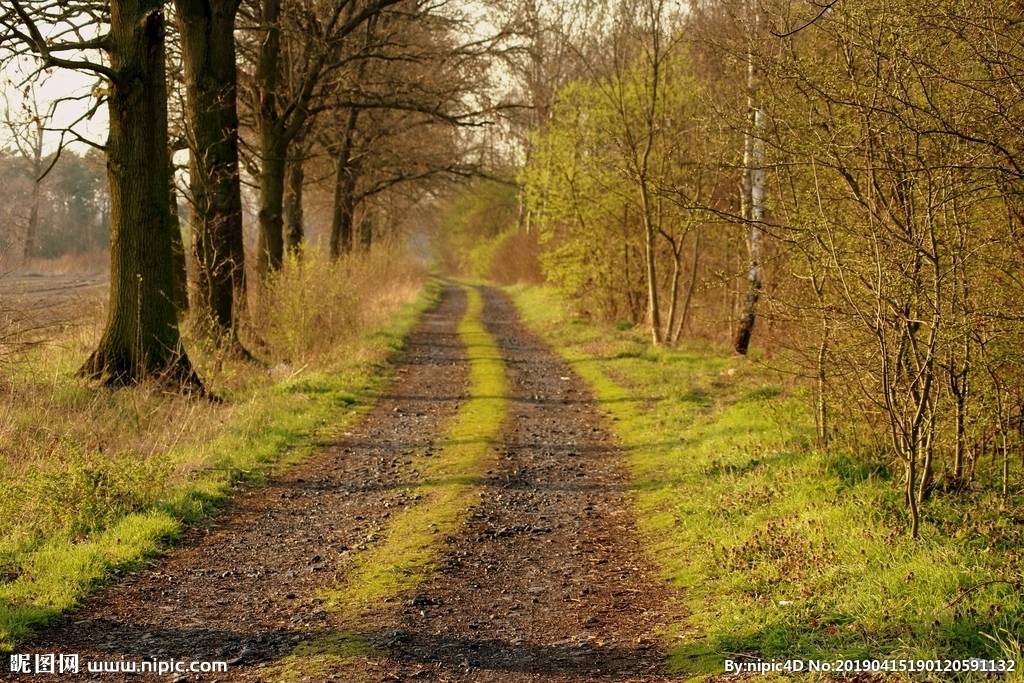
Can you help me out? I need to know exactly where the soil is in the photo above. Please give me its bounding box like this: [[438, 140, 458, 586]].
[[7, 284, 679, 682], [0, 271, 106, 343]]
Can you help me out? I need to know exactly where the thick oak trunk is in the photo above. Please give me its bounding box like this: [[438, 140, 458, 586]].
[[80, 1, 200, 389], [176, 0, 247, 343]]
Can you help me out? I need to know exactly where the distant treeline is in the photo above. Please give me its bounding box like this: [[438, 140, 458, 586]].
[[0, 149, 107, 259]]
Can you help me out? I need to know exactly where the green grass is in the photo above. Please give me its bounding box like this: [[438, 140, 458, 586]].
[[270, 285, 509, 680], [271, 631, 378, 683], [510, 285, 1024, 681], [0, 279, 438, 652]]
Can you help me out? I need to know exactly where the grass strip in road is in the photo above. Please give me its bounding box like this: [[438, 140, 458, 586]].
[[322, 285, 508, 615], [510, 285, 1024, 681], [271, 285, 508, 680], [0, 281, 439, 653]]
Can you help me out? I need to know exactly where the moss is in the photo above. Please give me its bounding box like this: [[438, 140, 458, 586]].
[[271, 631, 377, 683]]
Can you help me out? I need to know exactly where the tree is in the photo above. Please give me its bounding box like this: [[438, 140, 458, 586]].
[[312, 0, 502, 259], [732, 0, 765, 355], [175, 0, 248, 349], [1, 0, 202, 388], [240, 0, 406, 275], [2, 79, 51, 259]]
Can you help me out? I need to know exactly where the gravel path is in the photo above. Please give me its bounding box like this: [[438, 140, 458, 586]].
[[347, 287, 675, 682], [9, 286, 469, 681], [6, 284, 678, 682]]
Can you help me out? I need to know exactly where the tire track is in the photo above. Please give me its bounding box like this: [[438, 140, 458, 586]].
[[6, 285, 470, 682], [335, 286, 677, 682]]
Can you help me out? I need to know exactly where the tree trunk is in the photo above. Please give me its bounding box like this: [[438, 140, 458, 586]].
[[176, 0, 247, 346], [999, 404, 1010, 497], [733, 12, 764, 356], [25, 118, 43, 259], [639, 182, 662, 346], [80, 1, 200, 389], [284, 153, 305, 254], [25, 181, 39, 259], [168, 167, 188, 313], [950, 335, 970, 485], [675, 228, 701, 342], [329, 157, 358, 259], [918, 424, 935, 505], [359, 210, 373, 251], [906, 452, 920, 538], [329, 108, 361, 260], [733, 224, 762, 353], [664, 244, 682, 344], [816, 319, 829, 447], [255, 0, 285, 276], [257, 134, 286, 274]]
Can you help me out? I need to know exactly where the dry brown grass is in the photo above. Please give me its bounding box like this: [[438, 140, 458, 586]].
[[254, 246, 425, 367], [0, 247, 427, 563]]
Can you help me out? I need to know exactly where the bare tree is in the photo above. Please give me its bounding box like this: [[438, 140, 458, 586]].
[[2, 79, 52, 259], [1, 0, 202, 388], [240, 0, 406, 275], [175, 0, 248, 352]]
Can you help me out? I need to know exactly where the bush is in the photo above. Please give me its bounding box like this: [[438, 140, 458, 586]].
[[256, 247, 426, 365]]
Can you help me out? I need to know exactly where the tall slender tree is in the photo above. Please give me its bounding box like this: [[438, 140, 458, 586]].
[[732, 0, 764, 355]]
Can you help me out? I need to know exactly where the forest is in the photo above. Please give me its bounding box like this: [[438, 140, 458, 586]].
[[0, 0, 1022, 680]]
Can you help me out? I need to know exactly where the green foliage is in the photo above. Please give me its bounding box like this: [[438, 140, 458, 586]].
[[2, 444, 171, 543], [435, 180, 519, 275], [521, 51, 733, 328], [513, 285, 1024, 680], [517, 0, 1024, 547]]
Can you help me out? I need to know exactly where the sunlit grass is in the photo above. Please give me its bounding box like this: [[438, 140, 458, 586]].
[[271, 631, 377, 683], [511, 284, 1024, 681], [0, 251, 432, 651]]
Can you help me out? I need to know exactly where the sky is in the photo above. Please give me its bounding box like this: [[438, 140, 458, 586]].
[[0, 1, 498, 158], [1, 18, 108, 157]]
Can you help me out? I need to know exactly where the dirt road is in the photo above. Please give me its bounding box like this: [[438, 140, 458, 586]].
[[10, 284, 676, 682]]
